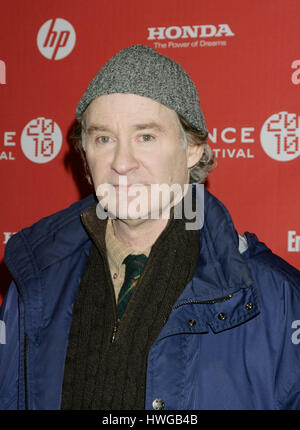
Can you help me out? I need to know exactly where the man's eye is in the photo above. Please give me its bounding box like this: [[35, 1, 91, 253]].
[[96, 136, 111, 144], [140, 134, 154, 142]]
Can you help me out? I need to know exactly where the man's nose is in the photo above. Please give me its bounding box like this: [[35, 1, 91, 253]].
[[111, 142, 139, 175]]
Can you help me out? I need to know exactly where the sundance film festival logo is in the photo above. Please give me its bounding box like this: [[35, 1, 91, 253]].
[[37, 18, 76, 60], [21, 117, 62, 163], [260, 112, 300, 161]]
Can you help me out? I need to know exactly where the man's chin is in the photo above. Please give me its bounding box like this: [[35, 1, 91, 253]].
[[96, 203, 173, 221], [106, 209, 151, 221], [96, 191, 176, 221]]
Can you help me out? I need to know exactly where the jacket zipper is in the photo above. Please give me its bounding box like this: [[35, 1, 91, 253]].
[[104, 256, 119, 344], [111, 319, 120, 343], [172, 293, 233, 310]]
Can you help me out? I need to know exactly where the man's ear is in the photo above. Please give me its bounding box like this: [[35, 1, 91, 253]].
[[187, 143, 204, 168]]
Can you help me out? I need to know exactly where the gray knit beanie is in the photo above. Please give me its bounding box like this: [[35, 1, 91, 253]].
[[76, 44, 206, 132]]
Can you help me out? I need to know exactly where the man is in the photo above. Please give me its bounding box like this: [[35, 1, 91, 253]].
[[1, 45, 300, 410]]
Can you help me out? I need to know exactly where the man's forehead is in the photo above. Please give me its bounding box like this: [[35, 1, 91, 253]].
[[84, 93, 179, 129]]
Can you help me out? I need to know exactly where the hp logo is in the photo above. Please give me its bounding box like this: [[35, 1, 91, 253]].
[[37, 18, 76, 60]]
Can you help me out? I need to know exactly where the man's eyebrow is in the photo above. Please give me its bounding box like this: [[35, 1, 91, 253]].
[[86, 124, 110, 134], [85, 122, 165, 134], [132, 122, 165, 132]]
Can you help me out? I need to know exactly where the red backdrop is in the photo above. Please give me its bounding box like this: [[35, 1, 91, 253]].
[[1, 0, 299, 304]]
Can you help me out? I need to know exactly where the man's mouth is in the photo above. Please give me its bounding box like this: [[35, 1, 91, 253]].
[[112, 183, 148, 188]]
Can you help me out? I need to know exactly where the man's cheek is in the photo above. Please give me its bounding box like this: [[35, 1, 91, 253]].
[[88, 161, 103, 183]]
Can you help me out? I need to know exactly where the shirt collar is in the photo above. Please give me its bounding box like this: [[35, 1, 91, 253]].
[[105, 219, 151, 274]]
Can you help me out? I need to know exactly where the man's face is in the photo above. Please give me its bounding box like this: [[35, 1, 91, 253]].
[[84, 93, 202, 220]]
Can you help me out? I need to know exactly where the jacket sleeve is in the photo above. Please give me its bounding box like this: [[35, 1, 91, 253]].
[[0, 281, 20, 409]]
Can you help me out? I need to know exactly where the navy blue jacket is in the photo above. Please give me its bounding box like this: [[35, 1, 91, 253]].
[[1, 189, 300, 410]]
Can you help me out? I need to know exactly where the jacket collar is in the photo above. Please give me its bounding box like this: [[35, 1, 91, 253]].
[[186, 185, 255, 302]]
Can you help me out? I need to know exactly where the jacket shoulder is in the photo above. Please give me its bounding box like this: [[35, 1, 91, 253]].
[[243, 231, 300, 290], [21, 194, 96, 244], [5, 194, 96, 275]]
